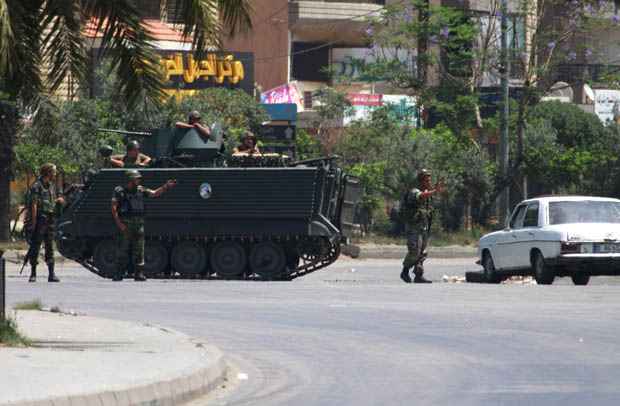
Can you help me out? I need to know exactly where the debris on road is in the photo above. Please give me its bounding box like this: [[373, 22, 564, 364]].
[[442, 275, 466, 283], [502, 276, 537, 285]]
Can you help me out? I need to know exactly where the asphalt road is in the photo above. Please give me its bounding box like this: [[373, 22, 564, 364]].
[[4, 257, 620, 406]]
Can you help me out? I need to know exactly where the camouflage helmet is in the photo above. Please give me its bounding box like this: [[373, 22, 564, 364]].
[[417, 168, 432, 181], [126, 140, 140, 151], [125, 170, 142, 180]]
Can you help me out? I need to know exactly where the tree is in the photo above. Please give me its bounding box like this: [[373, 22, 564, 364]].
[[0, 0, 252, 241], [362, 0, 613, 201], [14, 88, 269, 182]]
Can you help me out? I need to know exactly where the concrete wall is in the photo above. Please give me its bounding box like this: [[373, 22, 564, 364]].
[[222, 0, 290, 92]]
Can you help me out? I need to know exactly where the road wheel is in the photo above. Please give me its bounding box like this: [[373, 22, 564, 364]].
[[482, 252, 502, 284], [210, 241, 247, 279], [250, 242, 287, 280], [144, 242, 169, 276], [533, 251, 554, 285], [171, 241, 207, 277], [571, 273, 590, 285], [93, 240, 117, 278]]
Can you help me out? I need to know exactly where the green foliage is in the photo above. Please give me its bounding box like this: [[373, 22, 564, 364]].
[[13, 299, 43, 311], [295, 129, 322, 160], [13, 88, 268, 179], [0, 318, 30, 347]]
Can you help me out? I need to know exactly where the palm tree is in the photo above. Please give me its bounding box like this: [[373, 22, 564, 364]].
[[0, 0, 252, 241]]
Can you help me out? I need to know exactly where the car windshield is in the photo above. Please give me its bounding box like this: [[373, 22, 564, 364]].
[[549, 201, 620, 224]]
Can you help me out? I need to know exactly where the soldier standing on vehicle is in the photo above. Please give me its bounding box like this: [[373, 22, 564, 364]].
[[175, 110, 211, 141], [111, 170, 177, 281], [25, 163, 65, 283], [400, 169, 444, 284], [233, 131, 261, 155], [109, 140, 152, 168]]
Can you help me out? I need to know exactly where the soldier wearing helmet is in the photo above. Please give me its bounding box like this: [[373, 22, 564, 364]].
[[399, 169, 444, 283], [111, 170, 177, 281], [109, 140, 152, 168], [175, 110, 211, 141], [24, 163, 65, 283], [233, 131, 261, 156]]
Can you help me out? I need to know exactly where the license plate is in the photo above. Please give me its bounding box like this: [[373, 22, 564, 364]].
[[593, 243, 620, 253]]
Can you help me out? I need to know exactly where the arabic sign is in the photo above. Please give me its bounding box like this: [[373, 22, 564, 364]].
[[261, 82, 304, 111], [347, 93, 383, 106], [344, 94, 419, 126], [159, 51, 254, 94]]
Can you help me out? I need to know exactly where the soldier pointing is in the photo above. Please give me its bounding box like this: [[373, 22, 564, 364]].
[[111, 170, 177, 281], [400, 169, 444, 284]]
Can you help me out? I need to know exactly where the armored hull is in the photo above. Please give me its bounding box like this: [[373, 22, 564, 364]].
[[57, 161, 360, 280]]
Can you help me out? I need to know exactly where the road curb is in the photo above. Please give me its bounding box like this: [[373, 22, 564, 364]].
[[343, 244, 477, 259], [3, 328, 229, 406]]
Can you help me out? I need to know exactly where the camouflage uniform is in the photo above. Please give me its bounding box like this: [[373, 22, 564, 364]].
[[26, 177, 60, 282], [401, 188, 433, 281], [112, 185, 154, 280]]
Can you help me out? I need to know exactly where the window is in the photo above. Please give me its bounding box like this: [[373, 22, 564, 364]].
[[291, 42, 330, 82], [523, 203, 540, 227], [509, 205, 527, 229]]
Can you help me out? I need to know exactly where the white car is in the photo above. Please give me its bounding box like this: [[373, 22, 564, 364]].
[[478, 196, 620, 285]]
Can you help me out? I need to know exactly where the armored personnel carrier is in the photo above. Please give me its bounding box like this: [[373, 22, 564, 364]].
[[56, 127, 361, 280]]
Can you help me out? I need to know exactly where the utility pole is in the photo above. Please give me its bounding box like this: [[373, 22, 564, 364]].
[[499, 0, 511, 224]]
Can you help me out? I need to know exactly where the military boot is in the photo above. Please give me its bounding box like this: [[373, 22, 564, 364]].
[[134, 266, 147, 282], [413, 265, 432, 283], [400, 267, 412, 283], [47, 263, 60, 283], [28, 265, 37, 283]]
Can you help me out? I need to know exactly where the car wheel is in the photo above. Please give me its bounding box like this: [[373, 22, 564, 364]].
[[533, 251, 554, 285], [571, 273, 590, 285], [483, 252, 502, 284]]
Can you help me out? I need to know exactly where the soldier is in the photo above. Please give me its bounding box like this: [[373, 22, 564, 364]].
[[175, 110, 211, 141], [109, 140, 152, 168], [233, 131, 261, 155], [25, 163, 65, 283], [111, 170, 177, 281], [400, 169, 444, 284]]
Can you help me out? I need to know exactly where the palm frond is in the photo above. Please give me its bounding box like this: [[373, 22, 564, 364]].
[[41, 0, 88, 95], [81, 0, 165, 108], [171, 0, 252, 52], [217, 0, 252, 36], [0, 0, 44, 104]]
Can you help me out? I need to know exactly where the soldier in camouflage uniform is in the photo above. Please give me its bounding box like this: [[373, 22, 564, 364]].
[[111, 170, 176, 281], [400, 169, 444, 284], [25, 163, 65, 283]]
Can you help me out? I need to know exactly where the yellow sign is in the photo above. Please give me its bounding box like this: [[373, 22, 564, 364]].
[[161, 53, 245, 86]]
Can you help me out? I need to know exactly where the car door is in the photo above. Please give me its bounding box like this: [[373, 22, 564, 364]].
[[510, 202, 540, 269], [494, 204, 527, 270]]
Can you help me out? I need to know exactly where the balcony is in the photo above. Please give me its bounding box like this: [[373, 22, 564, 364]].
[[289, 1, 383, 24], [289, 0, 383, 44]]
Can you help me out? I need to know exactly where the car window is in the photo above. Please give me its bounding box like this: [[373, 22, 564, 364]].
[[523, 203, 540, 227], [549, 201, 620, 224], [509, 205, 527, 229]]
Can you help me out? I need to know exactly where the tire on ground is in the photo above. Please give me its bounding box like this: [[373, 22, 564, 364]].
[[533, 250, 554, 285]]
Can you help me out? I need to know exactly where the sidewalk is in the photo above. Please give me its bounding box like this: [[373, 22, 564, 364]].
[[0, 310, 227, 406]]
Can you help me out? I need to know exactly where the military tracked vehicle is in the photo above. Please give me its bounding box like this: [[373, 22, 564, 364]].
[[56, 127, 361, 280]]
